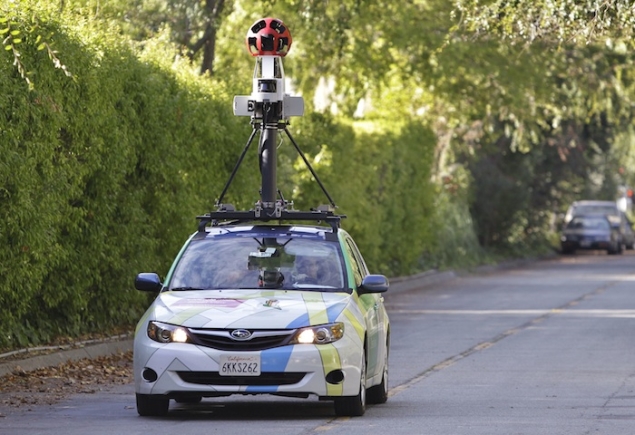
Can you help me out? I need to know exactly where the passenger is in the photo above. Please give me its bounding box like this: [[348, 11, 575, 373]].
[[295, 256, 339, 287]]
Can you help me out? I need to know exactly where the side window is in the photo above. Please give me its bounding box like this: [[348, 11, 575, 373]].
[[344, 237, 366, 288], [346, 236, 369, 275]]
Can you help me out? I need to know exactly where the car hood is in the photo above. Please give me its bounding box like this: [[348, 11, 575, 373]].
[[149, 289, 353, 329]]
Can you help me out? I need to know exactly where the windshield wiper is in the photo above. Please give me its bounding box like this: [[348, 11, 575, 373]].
[[170, 287, 208, 291]]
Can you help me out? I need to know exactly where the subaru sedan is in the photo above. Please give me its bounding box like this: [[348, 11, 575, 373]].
[[133, 223, 390, 417]]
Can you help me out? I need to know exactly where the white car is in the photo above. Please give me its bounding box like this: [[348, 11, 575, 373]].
[[133, 223, 390, 417]]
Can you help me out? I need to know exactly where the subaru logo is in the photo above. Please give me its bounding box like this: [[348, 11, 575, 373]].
[[230, 329, 252, 341]]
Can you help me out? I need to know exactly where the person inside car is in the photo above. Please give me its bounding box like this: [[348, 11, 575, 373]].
[[294, 256, 341, 287]]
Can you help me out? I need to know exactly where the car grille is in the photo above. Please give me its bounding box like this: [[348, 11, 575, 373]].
[[188, 328, 296, 351], [177, 371, 306, 386]]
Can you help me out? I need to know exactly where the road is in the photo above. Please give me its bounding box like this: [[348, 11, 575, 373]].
[[2, 252, 634, 435]]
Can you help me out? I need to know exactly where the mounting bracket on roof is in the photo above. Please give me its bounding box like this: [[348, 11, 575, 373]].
[[196, 208, 343, 233], [198, 17, 344, 232]]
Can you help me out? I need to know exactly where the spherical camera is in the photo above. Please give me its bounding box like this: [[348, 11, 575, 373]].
[[246, 17, 292, 57]]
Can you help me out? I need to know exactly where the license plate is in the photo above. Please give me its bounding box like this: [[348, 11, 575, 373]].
[[580, 240, 592, 247], [219, 354, 261, 376]]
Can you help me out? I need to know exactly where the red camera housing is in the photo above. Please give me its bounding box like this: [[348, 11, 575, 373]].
[[246, 17, 292, 57]]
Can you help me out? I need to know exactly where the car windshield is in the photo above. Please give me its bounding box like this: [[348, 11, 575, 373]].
[[575, 205, 617, 216], [567, 216, 610, 230], [168, 234, 346, 291]]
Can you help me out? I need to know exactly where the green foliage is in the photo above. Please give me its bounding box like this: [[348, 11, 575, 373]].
[[0, 4, 251, 349], [455, 0, 635, 47], [425, 167, 484, 270], [0, 1, 73, 89]]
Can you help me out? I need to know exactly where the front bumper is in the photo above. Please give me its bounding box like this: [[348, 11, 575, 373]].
[[561, 237, 613, 251], [133, 335, 363, 398]]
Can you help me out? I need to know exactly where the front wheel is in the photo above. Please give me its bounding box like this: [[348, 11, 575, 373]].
[[334, 355, 366, 417], [136, 393, 169, 417], [367, 343, 389, 405]]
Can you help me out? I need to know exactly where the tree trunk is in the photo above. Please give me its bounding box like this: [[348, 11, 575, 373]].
[[200, 22, 217, 76], [188, 0, 226, 76]]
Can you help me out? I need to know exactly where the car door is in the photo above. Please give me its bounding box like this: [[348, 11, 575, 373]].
[[341, 233, 386, 379]]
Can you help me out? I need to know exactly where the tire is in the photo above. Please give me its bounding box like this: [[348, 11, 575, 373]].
[[136, 393, 169, 417], [334, 354, 366, 417], [367, 340, 389, 405], [609, 242, 624, 255]]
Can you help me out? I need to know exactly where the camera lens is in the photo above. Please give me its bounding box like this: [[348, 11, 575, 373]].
[[258, 80, 276, 93]]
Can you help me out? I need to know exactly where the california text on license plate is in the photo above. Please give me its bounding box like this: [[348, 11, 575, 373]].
[[219, 354, 261, 376]]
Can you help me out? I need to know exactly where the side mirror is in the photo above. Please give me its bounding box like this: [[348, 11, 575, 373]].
[[358, 274, 389, 295], [135, 273, 163, 292]]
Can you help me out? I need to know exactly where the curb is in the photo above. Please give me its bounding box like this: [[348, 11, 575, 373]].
[[388, 269, 458, 295], [0, 339, 133, 378]]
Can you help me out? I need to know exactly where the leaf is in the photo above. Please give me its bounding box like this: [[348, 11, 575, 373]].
[[10, 30, 20, 36], [0, 28, 9, 35], [4, 44, 11, 51]]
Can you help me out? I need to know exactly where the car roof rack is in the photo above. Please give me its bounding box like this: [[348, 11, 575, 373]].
[[197, 18, 345, 233], [196, 207, 343, 233]]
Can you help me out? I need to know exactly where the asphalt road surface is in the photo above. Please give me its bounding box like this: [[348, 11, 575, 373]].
[[2, 252, 635, 435]]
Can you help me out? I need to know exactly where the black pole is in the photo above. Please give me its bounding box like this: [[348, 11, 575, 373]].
[[259, 101, 279, 212]]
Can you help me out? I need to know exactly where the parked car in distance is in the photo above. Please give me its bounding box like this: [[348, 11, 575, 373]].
[[133, 223, 390, 418], [564, 200, 634, 250], [561, 214, 622, 254]]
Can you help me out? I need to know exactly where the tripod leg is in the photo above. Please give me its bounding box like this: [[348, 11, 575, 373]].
[[284, 127, 337, 208], [216, 128, 258, 206]]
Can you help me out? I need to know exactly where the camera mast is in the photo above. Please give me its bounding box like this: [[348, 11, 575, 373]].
[[197, 17, 343, 232]]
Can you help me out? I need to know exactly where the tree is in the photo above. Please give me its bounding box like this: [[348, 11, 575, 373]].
[[454, 0, 635, 47], [58, 0, 231, 76]]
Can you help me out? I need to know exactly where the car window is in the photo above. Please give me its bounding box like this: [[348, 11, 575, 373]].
[[343, 237, 366, 288], [575, 205, 618, 216], [567, 217, 610, 230], [168, 234, 346, 291]]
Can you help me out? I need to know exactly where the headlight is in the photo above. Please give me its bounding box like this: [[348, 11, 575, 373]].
[[147, 321, 190, 344], [291, 322, 344, 344]]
